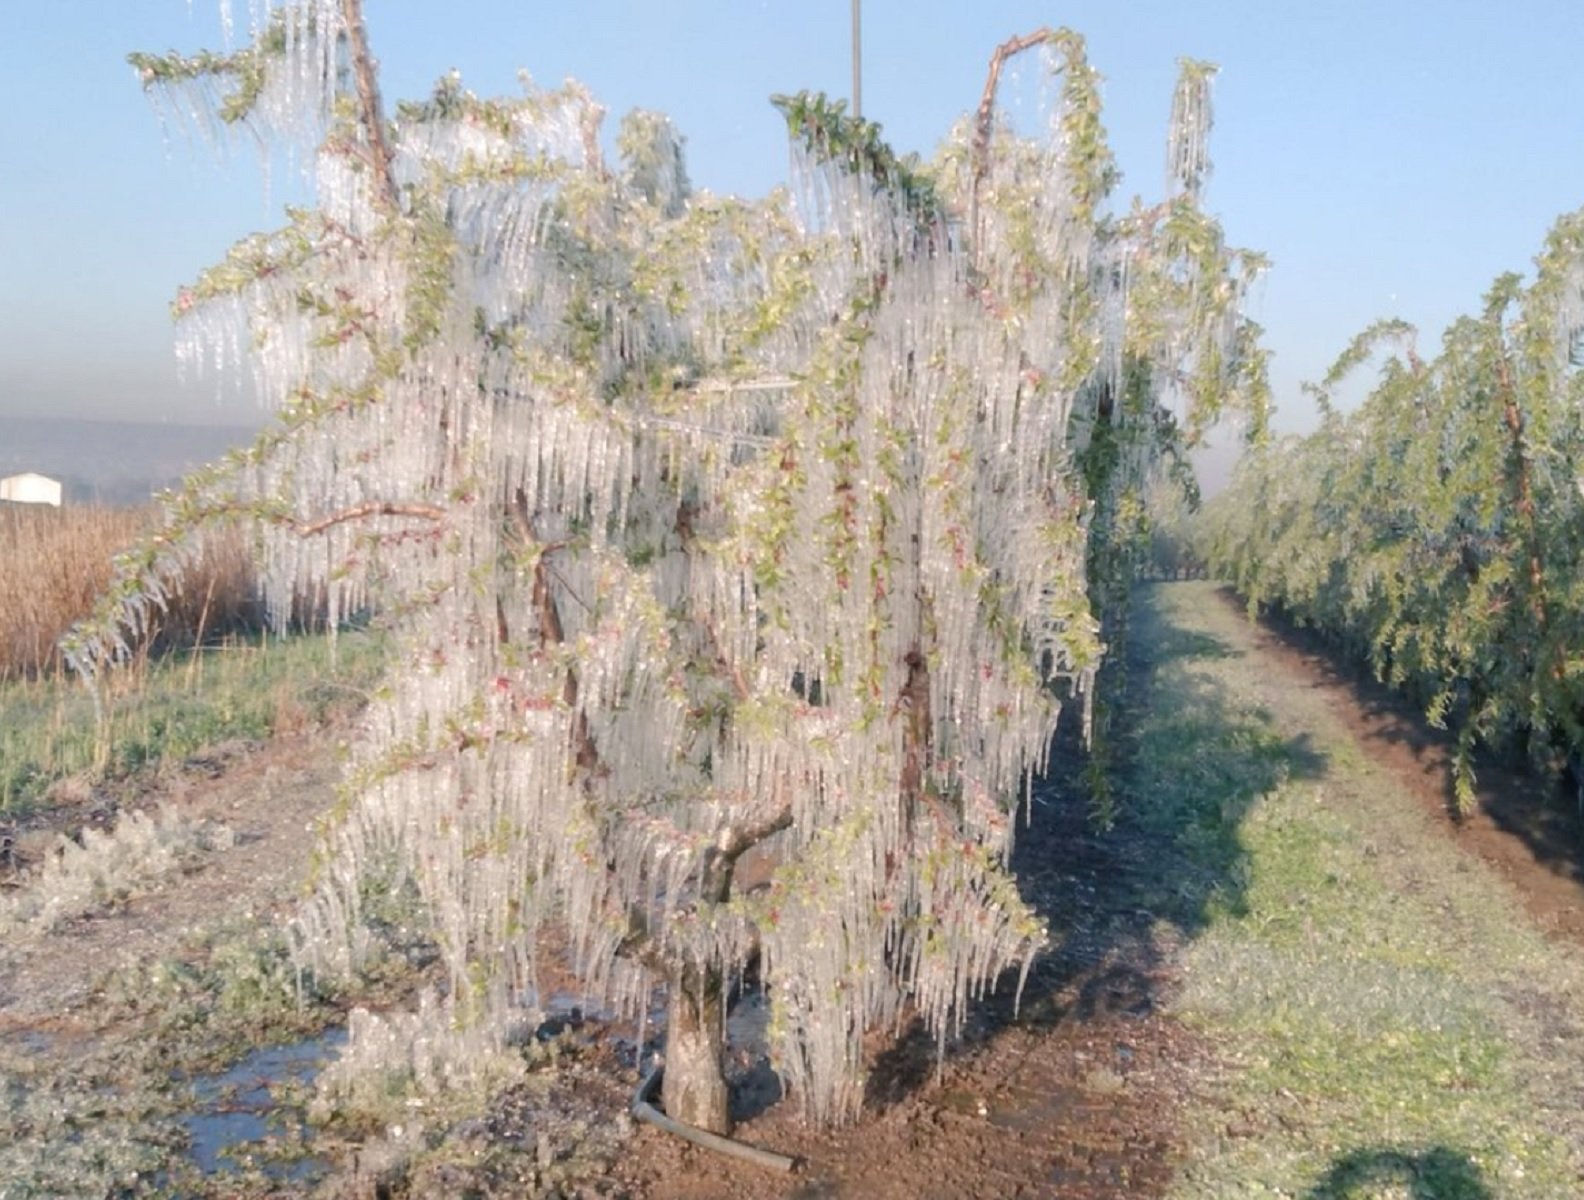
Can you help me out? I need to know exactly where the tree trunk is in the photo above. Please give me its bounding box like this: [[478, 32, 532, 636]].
[[662, 961, 731, 1135]]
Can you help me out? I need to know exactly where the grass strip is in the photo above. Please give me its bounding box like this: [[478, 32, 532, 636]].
[[1130, 583, 1584, 1199]]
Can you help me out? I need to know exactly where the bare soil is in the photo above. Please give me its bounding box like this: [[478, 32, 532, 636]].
[[610, 610, 1224, 1199], [0, 732, 341, 1029], [611, 760, 1209, 1200]]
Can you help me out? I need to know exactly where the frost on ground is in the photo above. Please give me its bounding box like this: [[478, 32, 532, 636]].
[[0, 802, 232, 936]]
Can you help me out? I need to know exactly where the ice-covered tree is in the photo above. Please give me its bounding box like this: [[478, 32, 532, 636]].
[[1205, 220, 1584, 811], [73, 3, 1265, 1135]]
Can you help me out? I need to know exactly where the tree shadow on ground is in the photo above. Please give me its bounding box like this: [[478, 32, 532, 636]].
[[1303, 1146, 1492, 1199], [866, 583, 1327, 1105]]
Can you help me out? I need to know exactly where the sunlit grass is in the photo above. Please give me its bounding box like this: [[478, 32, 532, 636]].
[[0, 629, 386, 816], [1133, 582, 1584, 1200]]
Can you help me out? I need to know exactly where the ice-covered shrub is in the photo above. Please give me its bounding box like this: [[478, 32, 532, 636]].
[[312, 989, 533, 1125], [0, 805, 232, 935]]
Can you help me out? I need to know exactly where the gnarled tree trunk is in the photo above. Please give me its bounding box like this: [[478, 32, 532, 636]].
[[662, 961, 731, 1134]]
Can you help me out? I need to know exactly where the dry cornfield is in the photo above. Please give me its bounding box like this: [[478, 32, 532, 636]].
[[0, 504, 259, 682]]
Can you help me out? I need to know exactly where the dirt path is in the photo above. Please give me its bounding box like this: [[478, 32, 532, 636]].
[[1149, 583, 1584, 1197], [0, 731, 368, 1198]]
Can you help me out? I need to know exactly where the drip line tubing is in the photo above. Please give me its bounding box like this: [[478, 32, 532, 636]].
[[629, 1066, 798, 1174]]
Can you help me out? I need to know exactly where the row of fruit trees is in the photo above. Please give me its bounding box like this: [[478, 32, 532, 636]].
[[1203, 216, 1584, 810]]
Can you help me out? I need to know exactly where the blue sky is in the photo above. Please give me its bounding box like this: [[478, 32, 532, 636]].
[[4, 2, 1584, 432]]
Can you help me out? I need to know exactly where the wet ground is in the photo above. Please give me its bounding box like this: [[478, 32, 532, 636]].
[[612, 584, 1584, 1198], [183, 1029, 347, 1179], [612, 602, 1219, 1199], [4, 583, 1584, 1196]]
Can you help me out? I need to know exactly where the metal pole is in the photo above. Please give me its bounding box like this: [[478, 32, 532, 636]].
[[851, 0, 862, 119]]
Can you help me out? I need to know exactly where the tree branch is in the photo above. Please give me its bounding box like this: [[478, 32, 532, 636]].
[[339, 0, 400, 212], [702, 619, 751, 703], [291, 501, 445, 537], [579, 97, 608, 179], [972, 29, 1055, 191], [718, 804, 795, 864], [616, 802, 792, 965], [699, 802, 794, 908]]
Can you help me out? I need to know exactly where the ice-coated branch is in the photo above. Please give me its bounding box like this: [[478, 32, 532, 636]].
[[339, 0, 399, 210], [292, 500, 446, 537], [971, 28, 1056, 189], [1166, 59, 1217, 201], [770, 90, 942, 223]]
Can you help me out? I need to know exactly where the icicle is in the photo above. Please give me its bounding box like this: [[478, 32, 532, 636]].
[[1166, 60, 1216, 201]]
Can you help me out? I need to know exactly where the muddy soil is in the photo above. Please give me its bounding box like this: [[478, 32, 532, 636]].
[[612, 614, 1219, 1199], [612, 776, 1208, 1200]]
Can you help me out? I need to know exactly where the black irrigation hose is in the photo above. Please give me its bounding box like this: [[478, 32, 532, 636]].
[[629, 1066, 798, 1174]]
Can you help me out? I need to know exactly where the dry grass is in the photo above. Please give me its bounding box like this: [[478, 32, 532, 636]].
[[0, 504, 259, 682], [0, 503, 377, 816]]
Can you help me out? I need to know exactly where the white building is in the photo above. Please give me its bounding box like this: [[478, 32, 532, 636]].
[[0, 472, 63, 506]]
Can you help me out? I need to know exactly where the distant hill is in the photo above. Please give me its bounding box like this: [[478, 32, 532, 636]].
[[0, 415, 260, 506]]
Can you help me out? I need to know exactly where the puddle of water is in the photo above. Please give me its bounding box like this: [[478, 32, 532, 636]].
[[177, 986, 646, 1180], [531, 988, 667, 1027], [530, 987, 670, 1068], [724, 989, 783, 1118], [726, 988, 770, 1050], [528, 989, 619, 1038], [182, 1027, 346, 1179]]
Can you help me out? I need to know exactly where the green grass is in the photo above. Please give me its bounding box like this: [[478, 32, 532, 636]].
[[0, 629, 386, 816], [1127, 583, 1584, 1200]]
